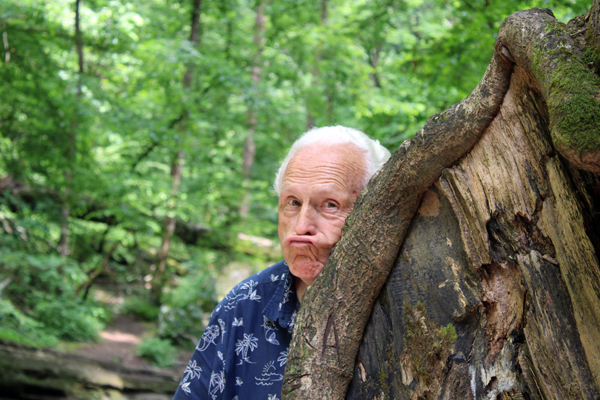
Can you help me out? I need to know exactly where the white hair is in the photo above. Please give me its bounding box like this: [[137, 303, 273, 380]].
[[273, 126, 391, 195]]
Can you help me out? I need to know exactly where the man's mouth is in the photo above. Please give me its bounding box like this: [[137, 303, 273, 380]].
[[287, 237, 315, 246]]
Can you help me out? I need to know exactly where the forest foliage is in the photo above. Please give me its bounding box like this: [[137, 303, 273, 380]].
[[0, 0, 589, 362]]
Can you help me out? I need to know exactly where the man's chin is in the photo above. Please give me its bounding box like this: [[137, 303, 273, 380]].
[[288, 259, 323, 284]]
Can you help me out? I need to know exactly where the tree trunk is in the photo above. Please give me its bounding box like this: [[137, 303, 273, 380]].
[[59, 0, 84, 257], [2, 22, 10, 63], [283, 3, 600, 399], [154, 149, 184, 303], [239, 0, 266, 218], [153, 0, 202, 302], [305, 0, 329, 130]]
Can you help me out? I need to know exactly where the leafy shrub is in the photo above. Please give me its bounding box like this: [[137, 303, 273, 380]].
[[158, 266, 217, 344], [0, 298, 59, 347], [121, 295, 161, 322], [136, 336, 177, 368], [0, 250, 106, 344], [2, 251, 86, 306], [33, 301, 105, 342]]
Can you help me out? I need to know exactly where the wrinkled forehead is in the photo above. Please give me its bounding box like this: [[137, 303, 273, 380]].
[[282, 143, 366, 190]]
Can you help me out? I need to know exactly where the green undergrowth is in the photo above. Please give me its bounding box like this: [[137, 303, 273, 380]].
[[136, 336, 178, 369], [121, 296, 161, 322], [0, 299, 59, 348], [0, 250, 109, 347]]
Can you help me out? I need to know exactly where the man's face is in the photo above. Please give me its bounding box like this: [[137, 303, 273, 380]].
[[278, 143, 366, 289]]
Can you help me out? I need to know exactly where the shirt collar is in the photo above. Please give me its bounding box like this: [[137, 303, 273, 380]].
[[262, 261, 298, 331]]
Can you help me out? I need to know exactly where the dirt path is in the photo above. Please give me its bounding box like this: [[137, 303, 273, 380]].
[[72, 314, 192, 373]]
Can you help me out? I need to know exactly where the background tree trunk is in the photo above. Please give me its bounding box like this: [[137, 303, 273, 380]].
[[283, 3, 600, 399], [238, 0, 266, 218], [59, 0, 84, 257], [153, 0, 202, 303]]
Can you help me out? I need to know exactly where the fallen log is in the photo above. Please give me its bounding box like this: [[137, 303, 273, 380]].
[[0, 340, 179, 399]]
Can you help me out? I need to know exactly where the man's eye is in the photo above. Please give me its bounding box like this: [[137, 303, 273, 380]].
[[325, 202, 337, 208], [288, 199, 300, 206]]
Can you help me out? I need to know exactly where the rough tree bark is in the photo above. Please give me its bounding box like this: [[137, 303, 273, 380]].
[[283, 3, 600, 400]]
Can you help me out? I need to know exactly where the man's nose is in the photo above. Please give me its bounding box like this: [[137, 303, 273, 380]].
[[295, 205, 317, 235]]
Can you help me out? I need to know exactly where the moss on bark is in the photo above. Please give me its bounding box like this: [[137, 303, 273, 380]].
[[533, 19, 600, 154], [402, 302, 457, 387]]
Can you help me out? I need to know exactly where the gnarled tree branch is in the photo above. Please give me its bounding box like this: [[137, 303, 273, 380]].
[[498, 7, 600, 173]]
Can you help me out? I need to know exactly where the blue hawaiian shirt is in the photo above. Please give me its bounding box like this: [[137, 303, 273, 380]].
[[173, 260, 298, 400]]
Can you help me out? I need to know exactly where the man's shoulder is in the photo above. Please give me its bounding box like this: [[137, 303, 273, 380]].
[[211, 260, 288, 316], [239, 260, 288, 287], [231, 261, 290, 292]]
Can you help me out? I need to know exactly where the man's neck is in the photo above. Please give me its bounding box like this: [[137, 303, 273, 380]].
[[295, 279, 308, 302]]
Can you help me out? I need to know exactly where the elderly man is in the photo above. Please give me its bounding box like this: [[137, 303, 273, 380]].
[[173, 126, 390, 400]]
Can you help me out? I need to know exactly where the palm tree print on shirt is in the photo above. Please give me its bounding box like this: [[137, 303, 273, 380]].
[[235, 333, 259, 364]]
